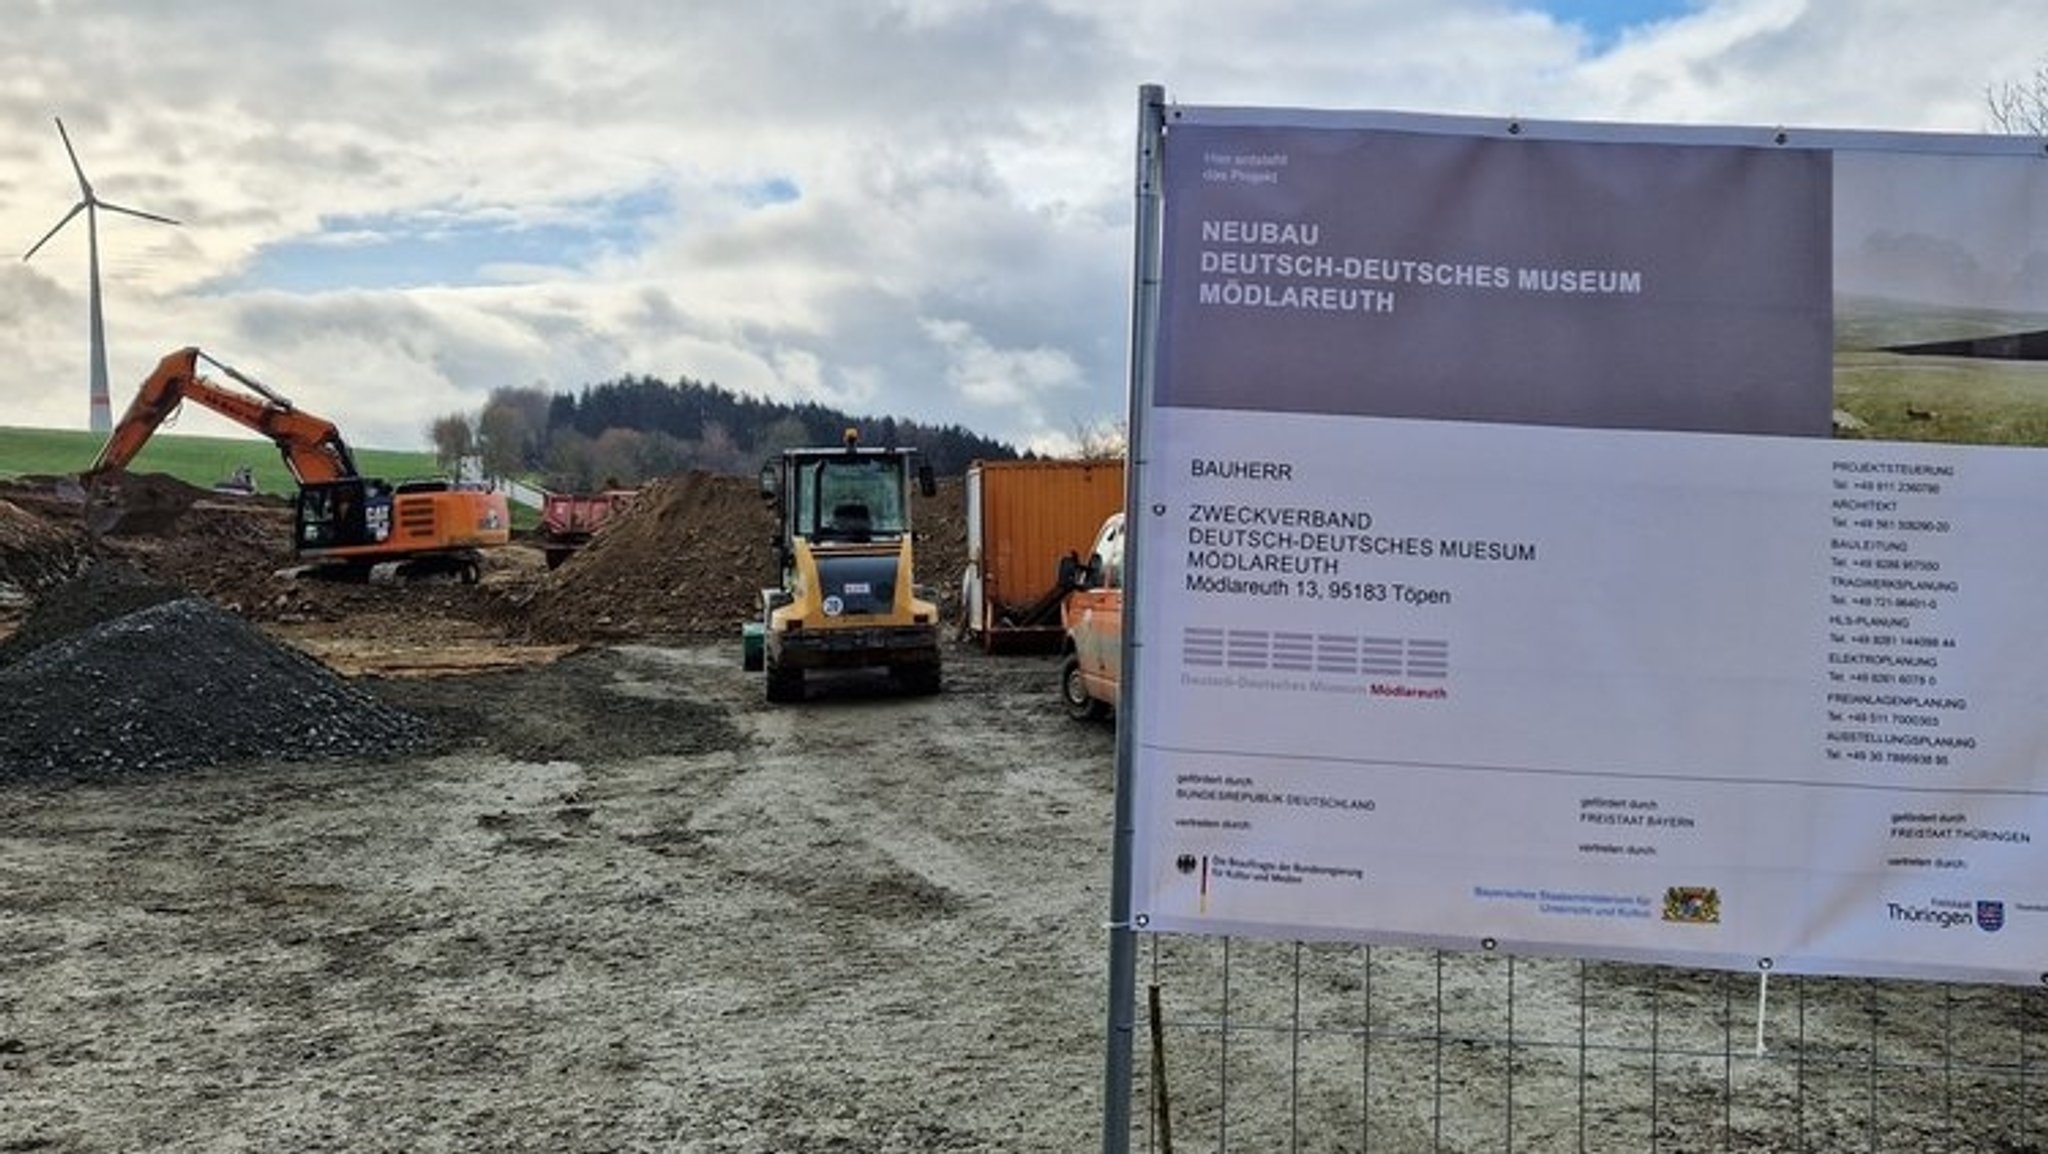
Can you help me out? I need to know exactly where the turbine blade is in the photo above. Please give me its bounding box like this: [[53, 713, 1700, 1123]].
[[22, 201, 86, 261], [53, 116, 91, 196], [96, 199, 181, 227]]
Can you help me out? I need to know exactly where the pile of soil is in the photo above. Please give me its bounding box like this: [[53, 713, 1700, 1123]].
[[82, 469, 209, 537], [918, 475, 969, 615], [521, 471, 779, 641], [0, 497, 85, 609], [0, 474, 302, 623]]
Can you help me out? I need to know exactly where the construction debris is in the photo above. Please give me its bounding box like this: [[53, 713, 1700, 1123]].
[[0, 463, 971, 778]]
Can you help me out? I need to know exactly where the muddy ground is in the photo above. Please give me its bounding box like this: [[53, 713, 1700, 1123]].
[[1, 470, 1128, 1152], [1, 635, 1119, 1152]]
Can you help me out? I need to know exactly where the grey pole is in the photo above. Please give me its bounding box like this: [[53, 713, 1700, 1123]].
[[1101, 81, 1166, 1154]]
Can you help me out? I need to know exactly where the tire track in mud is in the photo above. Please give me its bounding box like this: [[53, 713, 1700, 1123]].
[[635, 641, 1119, 1149]]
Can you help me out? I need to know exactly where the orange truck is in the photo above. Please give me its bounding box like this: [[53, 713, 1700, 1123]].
[[959, 458, 1124, 653], [1057, 510, 1124, 720]]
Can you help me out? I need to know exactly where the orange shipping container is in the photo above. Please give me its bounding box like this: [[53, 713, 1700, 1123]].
[[961, 458, 1125, 653]]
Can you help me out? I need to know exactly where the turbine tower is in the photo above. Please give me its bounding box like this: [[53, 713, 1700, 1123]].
[[22, 117, 180, 434]]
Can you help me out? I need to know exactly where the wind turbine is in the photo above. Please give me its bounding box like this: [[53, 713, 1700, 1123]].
[[22, 116, 181, 434]]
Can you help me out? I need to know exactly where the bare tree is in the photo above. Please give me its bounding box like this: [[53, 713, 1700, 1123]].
[[477, 397, 535, 480], [589, 427, 647, 488], [543, 429, 595, 490], [694, 420, 749, 475], [1987, 57, 2048, 134], [1066, 416, 1128, 460], [426, 412, 476, 471], [755, 414, 813, 459]]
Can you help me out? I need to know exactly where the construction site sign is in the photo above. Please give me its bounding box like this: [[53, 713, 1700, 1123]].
[[1125, 105, 2048, 985]]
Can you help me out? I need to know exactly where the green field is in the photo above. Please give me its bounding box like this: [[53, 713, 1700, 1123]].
[[1834, 352, 2048, 447], [1833, 295, 2048, 447], [0, 426, 441, 493]]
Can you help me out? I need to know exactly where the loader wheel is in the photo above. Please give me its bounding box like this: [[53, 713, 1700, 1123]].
[[765, 661, 804, 704], [895, 663, 942, 696], [460, 560, 482, 585], [1061, 654, 1108, 721]]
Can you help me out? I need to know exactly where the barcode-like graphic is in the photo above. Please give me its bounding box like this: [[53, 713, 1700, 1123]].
[[1181, 626, 1449, 678]]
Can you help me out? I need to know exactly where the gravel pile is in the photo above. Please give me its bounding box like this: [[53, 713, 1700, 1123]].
[[0, 560, 187, 667], [0, 594, 435, 780]]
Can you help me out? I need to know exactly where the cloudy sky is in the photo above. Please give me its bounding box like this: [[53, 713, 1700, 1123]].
[[1, 0, 2042, 455]]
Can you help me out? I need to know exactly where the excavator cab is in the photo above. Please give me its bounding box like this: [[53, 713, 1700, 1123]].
[[297, 478, 391, 549], [295, 476, 503, 583]]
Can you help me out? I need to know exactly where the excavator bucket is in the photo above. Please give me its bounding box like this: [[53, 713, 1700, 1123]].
[[81, 471, 201, 539]]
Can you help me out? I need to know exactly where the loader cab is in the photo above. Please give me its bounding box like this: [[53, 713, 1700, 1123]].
[[795, 456, 909, 543], [762, 431, 936, 566]]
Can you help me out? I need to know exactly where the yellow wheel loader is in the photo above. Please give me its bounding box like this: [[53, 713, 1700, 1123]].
[[743, 429, 942, 702]]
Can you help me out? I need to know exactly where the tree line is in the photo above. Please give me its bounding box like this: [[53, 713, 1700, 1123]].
[[429, 373, 1023, 490]]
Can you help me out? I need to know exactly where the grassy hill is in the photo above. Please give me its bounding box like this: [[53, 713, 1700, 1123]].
[[0, 426, 441, 494]]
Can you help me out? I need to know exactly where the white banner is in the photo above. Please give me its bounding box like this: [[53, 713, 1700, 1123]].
[[1131, 110, 2048, 984]]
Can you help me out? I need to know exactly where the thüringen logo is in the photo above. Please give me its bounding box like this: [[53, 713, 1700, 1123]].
[[1976, 900, 2006, 933], [1886, 902, 1973, 929]]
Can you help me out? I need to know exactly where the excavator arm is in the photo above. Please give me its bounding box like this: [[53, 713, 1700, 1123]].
[[86, 347, 360, 485]]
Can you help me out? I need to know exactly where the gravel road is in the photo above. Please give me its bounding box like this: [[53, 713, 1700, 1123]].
[[1, 640, 1119, 1153]]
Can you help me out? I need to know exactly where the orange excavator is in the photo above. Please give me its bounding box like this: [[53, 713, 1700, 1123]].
[[85, 346, 510, 583]]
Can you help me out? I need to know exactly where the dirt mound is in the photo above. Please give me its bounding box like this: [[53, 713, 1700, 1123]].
[[83, 470, 211, 537], [0, 497, 86, 609], [0, 593, 435, 779], [97, 497, 302, 616], [0, 472, 304, 617], [522, 471, 777, 641], [517, 470, 969, 643], [916, 474, 968, 618]]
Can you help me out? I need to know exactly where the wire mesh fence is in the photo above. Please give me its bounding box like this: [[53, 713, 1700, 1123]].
[[1128, 936, 2048, 1153]]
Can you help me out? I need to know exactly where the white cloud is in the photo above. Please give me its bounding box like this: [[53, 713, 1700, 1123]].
[[3, 1, 2043, 457], [922, 317, 1084, 407]]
